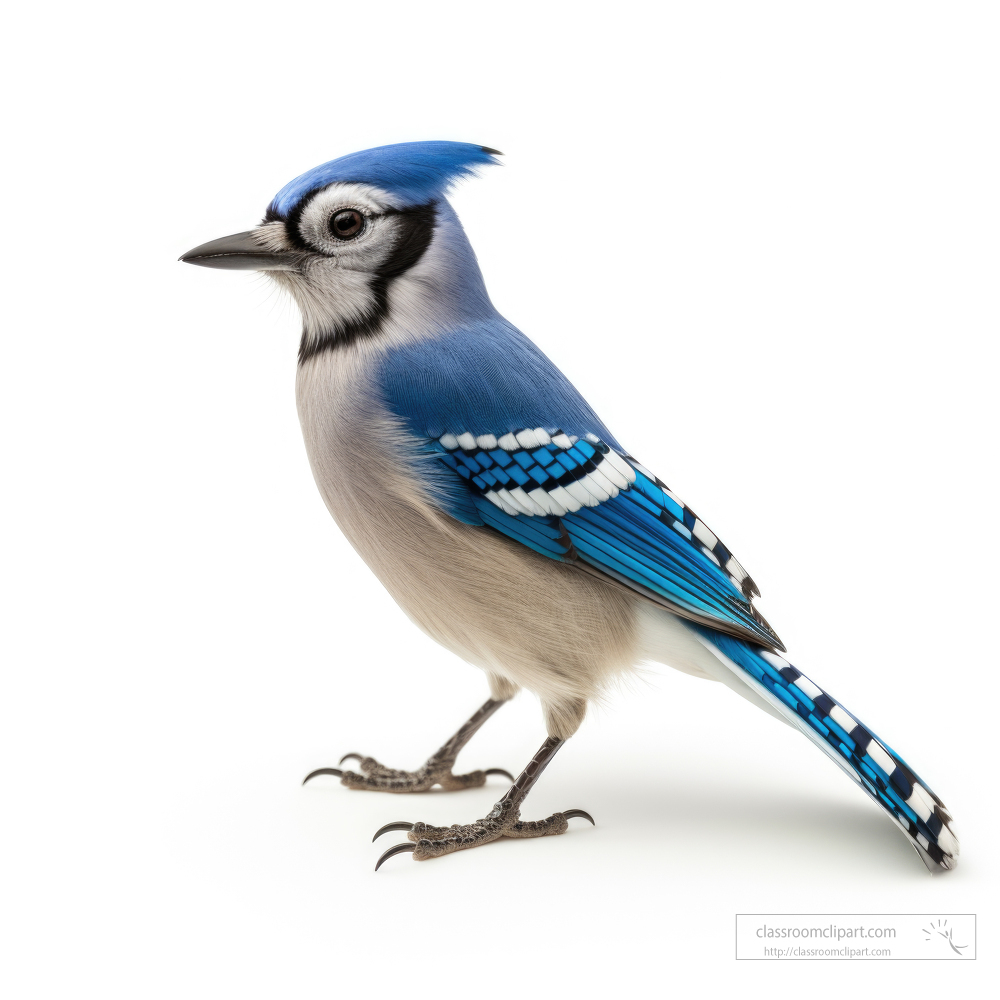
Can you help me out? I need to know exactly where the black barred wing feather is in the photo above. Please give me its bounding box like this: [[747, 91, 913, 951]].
[[430, 428, 783, 650]]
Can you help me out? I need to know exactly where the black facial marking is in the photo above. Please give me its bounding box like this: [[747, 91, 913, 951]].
[[280, 196, 311, 250], [297, 201, 439, 363], [378, 203, 437, 278]]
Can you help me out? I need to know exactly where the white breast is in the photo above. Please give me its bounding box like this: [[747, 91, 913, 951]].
[[294, 346, 645, 738]]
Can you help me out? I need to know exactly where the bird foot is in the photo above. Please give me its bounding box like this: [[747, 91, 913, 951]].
[[302, 753, 514, 793], [372, 802, 595, 868]]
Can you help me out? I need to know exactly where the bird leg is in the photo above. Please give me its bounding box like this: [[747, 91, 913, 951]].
[[372, 736, 594, 867], [302, 698, 514, 793]]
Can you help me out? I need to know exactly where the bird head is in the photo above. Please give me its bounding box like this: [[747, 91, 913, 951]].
[[181, 141, 502, 360]]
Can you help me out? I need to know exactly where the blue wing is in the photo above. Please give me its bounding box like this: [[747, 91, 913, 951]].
[[426, 427, 783, 650], [375, 320, 782, 650]]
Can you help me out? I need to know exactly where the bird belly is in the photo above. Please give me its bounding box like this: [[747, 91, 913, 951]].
[[295, 348, 641, 734]]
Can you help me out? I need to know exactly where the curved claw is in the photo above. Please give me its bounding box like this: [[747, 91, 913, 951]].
[[562, 809, 595, 825], [375, 842, 416, 871], [301, 767, 344, 785], [372, 820, 415, 842], [484, 768, 516, 783], [338, 752, 364, 766]]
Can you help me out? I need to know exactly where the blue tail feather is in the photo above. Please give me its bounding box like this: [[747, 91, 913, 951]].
[[695, 628, 959, 872]]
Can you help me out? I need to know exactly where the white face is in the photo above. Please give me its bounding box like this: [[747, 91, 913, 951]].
[[253, 182, 440, 359]]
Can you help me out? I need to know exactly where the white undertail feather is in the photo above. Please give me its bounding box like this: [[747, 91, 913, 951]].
[[636, 605, 789, 723]]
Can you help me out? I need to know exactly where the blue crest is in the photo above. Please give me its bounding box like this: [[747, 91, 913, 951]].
[[268, 141, 501, 217]]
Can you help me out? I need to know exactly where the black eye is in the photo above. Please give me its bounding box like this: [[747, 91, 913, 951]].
[[330, 209, 364, 240]]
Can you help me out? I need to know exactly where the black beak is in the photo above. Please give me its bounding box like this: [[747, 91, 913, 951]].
[[179, 231, 300, 270]]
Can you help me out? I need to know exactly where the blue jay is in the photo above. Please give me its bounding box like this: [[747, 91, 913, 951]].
[[181, 141, 958, 873]]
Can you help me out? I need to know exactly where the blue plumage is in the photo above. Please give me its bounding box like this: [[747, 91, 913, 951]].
[[377, 320, 618, 444], [268, 141, 501, 217]]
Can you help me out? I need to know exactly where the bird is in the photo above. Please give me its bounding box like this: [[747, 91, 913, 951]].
[[181, 140, 958, 873]]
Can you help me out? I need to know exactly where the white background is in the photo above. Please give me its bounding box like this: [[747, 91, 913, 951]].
[[3, 1, 997, 996]]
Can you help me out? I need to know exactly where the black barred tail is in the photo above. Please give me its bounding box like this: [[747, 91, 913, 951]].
[[695, 629, 959, 872]]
